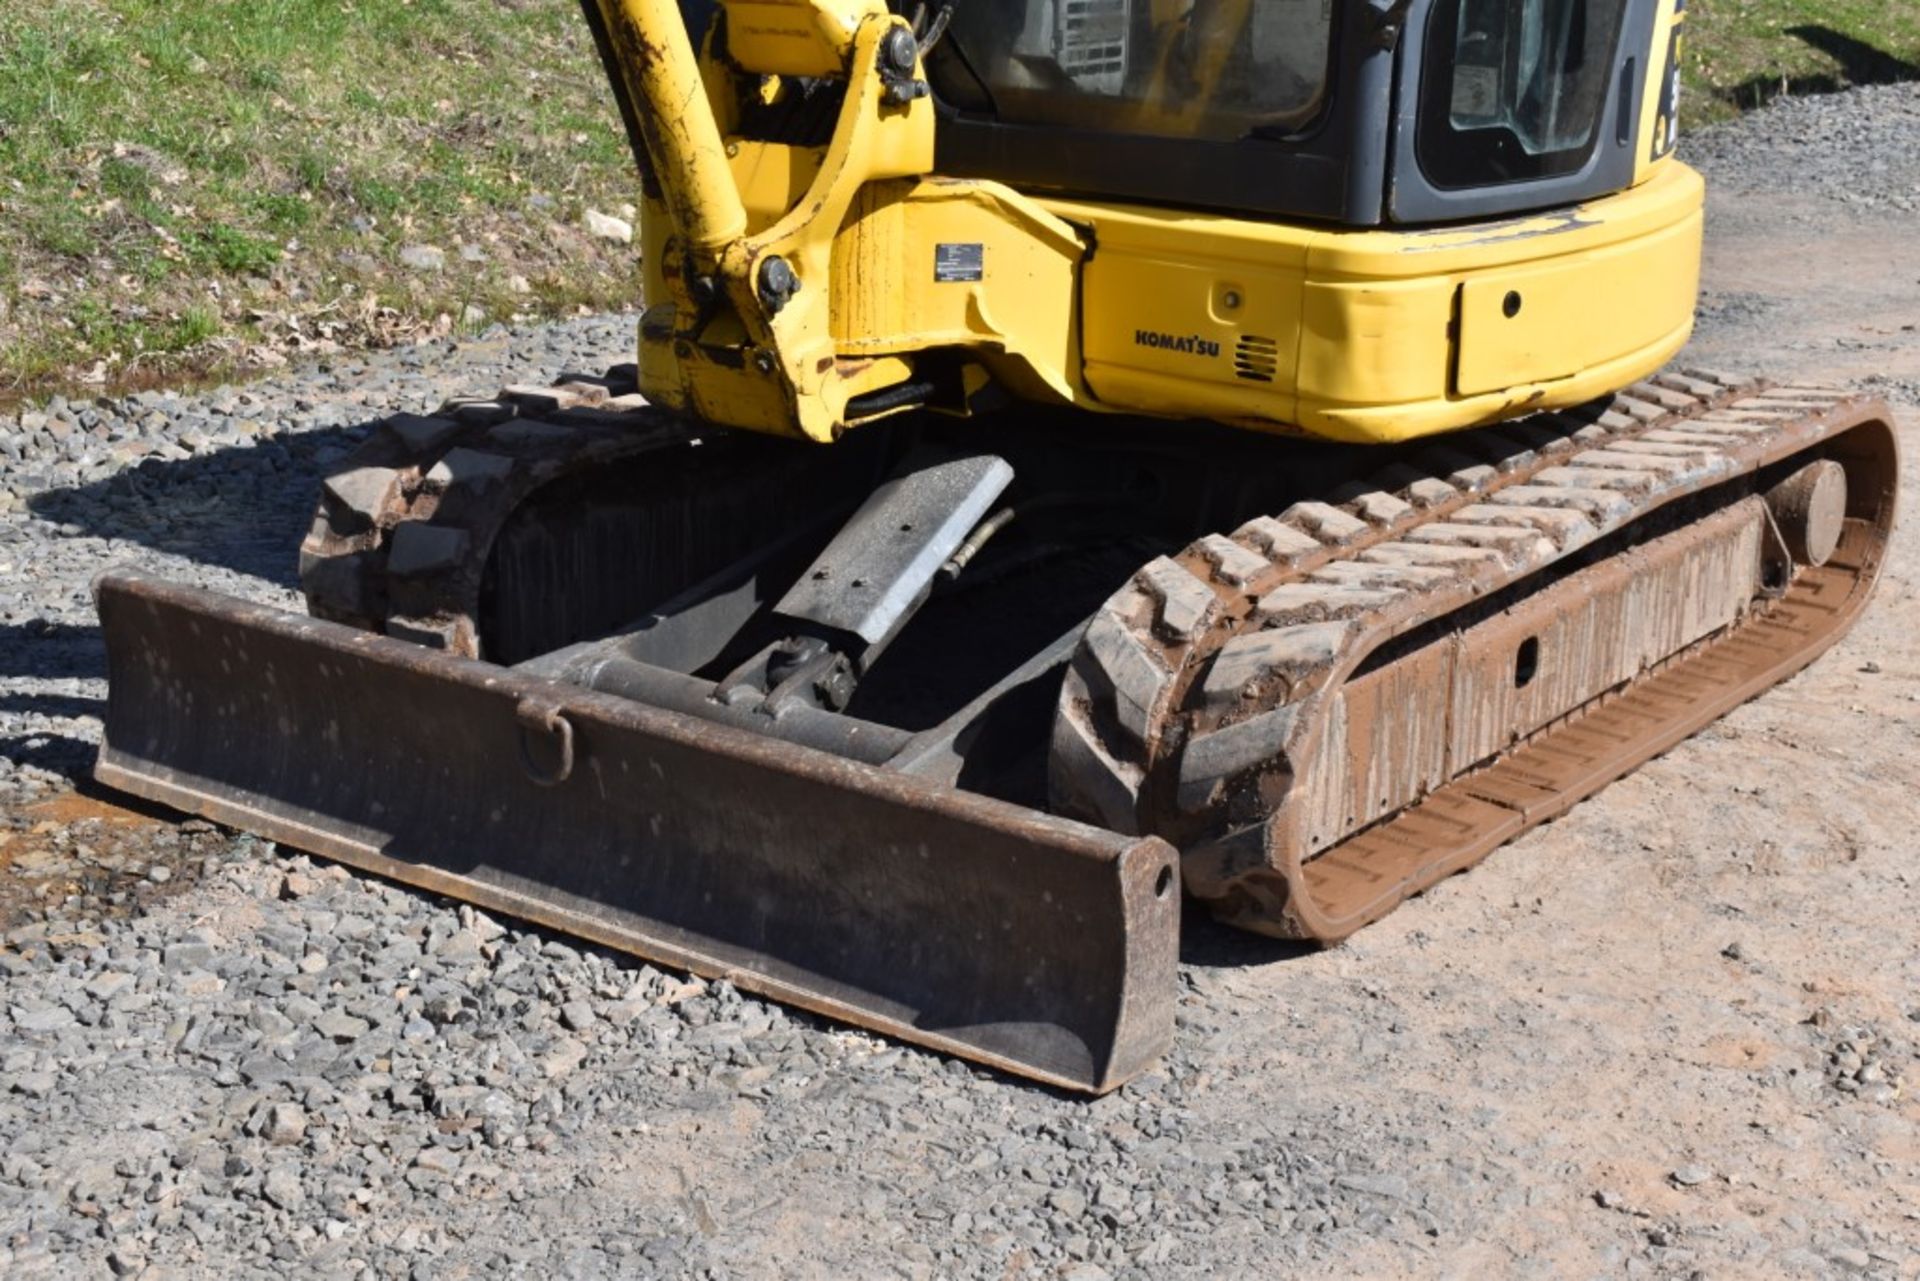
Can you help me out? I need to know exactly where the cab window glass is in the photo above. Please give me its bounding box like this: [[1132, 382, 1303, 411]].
[[1417, 0, 1628, 187], [939, 0, 1335, 141]]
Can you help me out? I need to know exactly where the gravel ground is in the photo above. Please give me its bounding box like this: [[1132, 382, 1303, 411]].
[[4, 88, 1919, 1278], [1683, 82, 1920, 216]]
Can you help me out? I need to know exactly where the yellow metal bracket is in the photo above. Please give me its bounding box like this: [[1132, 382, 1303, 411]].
[[715, 14, 937, 438], [597, 0, 1086, 442]]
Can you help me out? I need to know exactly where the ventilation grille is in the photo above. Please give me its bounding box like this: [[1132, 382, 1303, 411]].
[[1057, 0, 1127, 92], [1234, 335, 1279, 382]]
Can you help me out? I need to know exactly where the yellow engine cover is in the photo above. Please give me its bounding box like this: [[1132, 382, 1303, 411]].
[[1053, 159, 1704, 444]]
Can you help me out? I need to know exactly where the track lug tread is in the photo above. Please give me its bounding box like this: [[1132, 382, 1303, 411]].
[[1403, 477, 1460, 507], [1347, 490, 1418, 526], [1308, 560, 1458, 589], [1534, 465, 1659, 493], [1176, 706, 1301, 814], [1445, 462, 1502, 491], [445, 398, 516, 428], [424, 448, 517, 492], [1361, 541, 1503, 568], [1675, 367, 1759, 390], [1625, 382, 1701, 411], [1280, 502, 1369, 544], [1138, 557, 1220, 640], [1660, 439, 1741, 460], [486, 419, 579, 449], [1049, 691, 1147, 834], [1569, 448, 1693, 474], [1613, 395, 1671, 423], [1233, 515, 1323, 563], [321, 465, 402, 530], [1256, 582, 1401, 624], [1193, 533, 1272, 587], [385, 523, 472, 578], [383, 413, 465, 455], [1082, 604, 1174, 746], [1403, 522, 1554, 558], [1651, 371, 1724, 397], [1489, 484, 1635, 530], [1450, 503, 1596, 546]]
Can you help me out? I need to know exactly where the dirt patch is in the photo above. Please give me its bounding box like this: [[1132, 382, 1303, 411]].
[[0, 788, 224, 931]]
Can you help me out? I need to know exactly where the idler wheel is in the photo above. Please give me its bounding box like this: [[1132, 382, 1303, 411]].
[[1767, 458, 1847, 568]]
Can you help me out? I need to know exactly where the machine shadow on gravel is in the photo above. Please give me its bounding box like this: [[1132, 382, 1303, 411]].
[[0, 731, 96, 784], [24, 420, 385, 589], [1, 621, 102, 682], [9, 424, 366, 793], [0, 691, 103, 721], [0, 622, 109, 786], [1179, 899, 1318, 968]]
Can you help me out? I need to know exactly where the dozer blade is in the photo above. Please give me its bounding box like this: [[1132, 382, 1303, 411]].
[[93, 569, 1179, 1093]]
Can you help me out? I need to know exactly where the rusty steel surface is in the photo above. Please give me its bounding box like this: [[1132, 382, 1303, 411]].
[[93, 569, 1180, 1093], [1056, 376, 1900, 942]]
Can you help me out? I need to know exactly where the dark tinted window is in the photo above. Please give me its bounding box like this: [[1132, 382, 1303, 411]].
[[939, 0, 1335, 141], [1416, 0, 1628, 188]]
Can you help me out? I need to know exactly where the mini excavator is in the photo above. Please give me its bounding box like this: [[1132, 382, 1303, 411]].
[[95, 0, 1898, 1090]]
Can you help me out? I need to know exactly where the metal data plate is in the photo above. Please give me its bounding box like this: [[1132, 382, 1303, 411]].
[[92, 569, 1178, 1093]]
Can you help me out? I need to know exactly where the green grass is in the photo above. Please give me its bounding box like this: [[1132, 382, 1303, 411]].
[[1682, 0, 1920, 125], [1, 0, 1913, 399], [0, 0, 642, 400]]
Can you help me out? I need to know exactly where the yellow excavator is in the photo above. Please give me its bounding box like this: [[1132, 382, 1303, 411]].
[[94, 0, 1897, 1091]]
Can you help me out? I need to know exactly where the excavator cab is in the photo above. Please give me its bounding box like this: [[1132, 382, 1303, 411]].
[[931, 0, 1675, 221], [92, 0, 1896, 1094]]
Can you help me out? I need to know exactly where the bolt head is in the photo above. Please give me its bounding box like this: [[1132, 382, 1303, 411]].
[[883, 26, 919, 73], [757, 256, 798, 312]]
